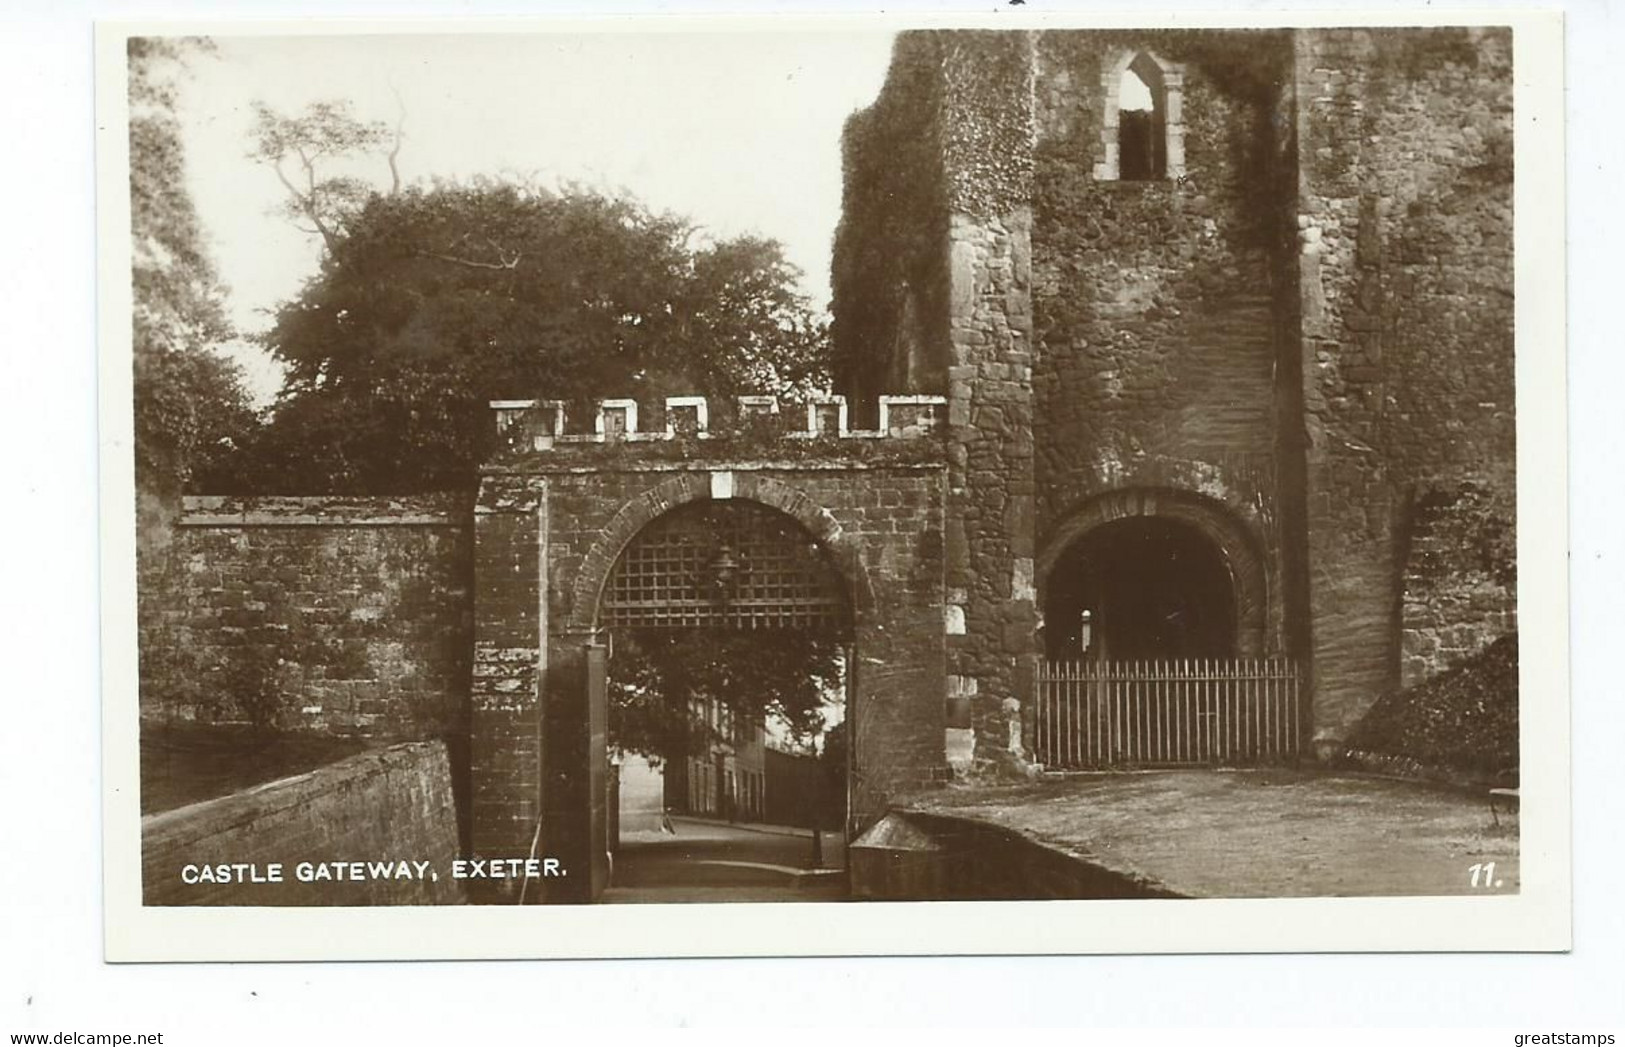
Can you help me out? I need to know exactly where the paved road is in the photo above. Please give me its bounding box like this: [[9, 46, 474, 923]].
[[602, 817, 849, 903]]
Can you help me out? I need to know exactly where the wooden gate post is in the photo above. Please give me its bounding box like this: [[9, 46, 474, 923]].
[[584, 642, 609, 900], [536, 637, 609, 903]]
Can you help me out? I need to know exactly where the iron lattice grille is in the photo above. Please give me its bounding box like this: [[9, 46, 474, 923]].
[[602, 501, 848, 631]]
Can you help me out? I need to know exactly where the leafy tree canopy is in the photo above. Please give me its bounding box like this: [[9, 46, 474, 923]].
[[215, 179, 830, 493], [129, 37, 255, 494], [608, 627, 845, 765]]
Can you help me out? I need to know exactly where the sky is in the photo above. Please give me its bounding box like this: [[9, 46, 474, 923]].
[[170, 30, 899, 403], [1120, 67, 1153, 109]]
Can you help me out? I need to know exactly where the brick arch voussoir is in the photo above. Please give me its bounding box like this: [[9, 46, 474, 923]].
[[1037, 487, 1268, 656], [569, 473, 873, 633]]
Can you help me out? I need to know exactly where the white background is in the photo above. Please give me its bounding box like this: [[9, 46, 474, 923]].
[[2, 0, 1621, 1034]]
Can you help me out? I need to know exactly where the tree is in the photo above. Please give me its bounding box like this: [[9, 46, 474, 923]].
[[608, 627, 845, 766], [248, 98, 400, 255], [220, 181, 830, 493], [128, 37, 255, 503]]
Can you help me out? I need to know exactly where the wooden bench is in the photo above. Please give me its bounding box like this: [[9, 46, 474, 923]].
[[1489, 787, 1520, 827]]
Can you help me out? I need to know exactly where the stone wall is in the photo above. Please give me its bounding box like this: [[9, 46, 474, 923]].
[[833, 35, 1042, 766], [763, 747, 838, 830], [1293, 27, 1516, 744], [1029, 31, 1292, 538], [835, 31, 1300, 762], [138, 495, 473, 739], [141, 741, 465, 906], [1027, 31, 1298, 663], [932, 33, 1042, 768], [835, 27, 1516, 759], [850, 809, 1179, 900], [467, 490, 544, 874], [1400, 482, 1517, 687]]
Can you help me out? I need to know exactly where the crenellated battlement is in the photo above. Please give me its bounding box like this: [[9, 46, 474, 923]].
[[490, 394, 946, 451]]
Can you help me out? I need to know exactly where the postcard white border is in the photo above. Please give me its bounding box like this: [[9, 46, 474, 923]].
[[97, 8, 1569, 962]]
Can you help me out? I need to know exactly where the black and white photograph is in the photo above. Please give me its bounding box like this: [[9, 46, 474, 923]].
[[94, 12, 1568, 960]]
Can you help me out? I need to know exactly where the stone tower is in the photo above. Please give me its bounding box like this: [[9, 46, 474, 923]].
[[833, 27, 1516, 764]]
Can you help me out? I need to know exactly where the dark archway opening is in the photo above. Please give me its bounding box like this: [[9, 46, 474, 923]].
[[1044, 516, 1237, 661], [598, 499, 852, 901]]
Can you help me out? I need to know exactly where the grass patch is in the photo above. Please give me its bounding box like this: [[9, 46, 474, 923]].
[[140, 722, 370, 814]]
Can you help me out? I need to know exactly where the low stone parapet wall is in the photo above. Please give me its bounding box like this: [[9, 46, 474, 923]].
[[491, 393, 947, 449], [849, 809, 1179, 901], [142, 741, 466, 906]]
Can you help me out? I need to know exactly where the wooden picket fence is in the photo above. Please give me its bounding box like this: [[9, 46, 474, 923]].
[[1034, 658, 1302, 769]]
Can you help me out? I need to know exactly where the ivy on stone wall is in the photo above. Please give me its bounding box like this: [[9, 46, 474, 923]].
[[831, 33, 952, 409], [939, 31, 1035, 218], [1028, 29, 1296, 483], [1371, 26, 1485, 78], [1409, 481, 1517, 591]]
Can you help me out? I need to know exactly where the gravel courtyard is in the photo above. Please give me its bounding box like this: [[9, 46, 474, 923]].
[[904, 769, 1520, 898]]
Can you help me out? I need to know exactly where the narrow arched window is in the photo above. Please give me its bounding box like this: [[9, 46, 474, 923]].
[[1095, 51, 1185, 183], [1118, 56, 1166, 181]]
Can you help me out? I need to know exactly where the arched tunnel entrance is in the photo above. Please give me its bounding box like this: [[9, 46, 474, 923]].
[[1043, 516, 1238, 662], [1035, 500, 1300, 769], [595, 498, 852, 901]]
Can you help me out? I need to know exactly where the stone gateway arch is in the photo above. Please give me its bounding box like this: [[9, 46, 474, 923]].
[[469, 396, 952, 900]]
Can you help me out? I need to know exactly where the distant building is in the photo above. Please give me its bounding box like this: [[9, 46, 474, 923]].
[[663, 695, 767, 822]]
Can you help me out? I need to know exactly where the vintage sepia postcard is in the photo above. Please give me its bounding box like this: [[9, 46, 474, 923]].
[[97, 10, 1569, 961]]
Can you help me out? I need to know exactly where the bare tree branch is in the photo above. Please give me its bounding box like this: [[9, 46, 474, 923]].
[[251, 100, 396, 260], [415, 249, 523, 271], [269, 157, 339, 255], [386, 80, 406, 197]]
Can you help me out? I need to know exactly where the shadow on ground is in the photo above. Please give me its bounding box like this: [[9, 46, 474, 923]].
[[602, 816, 848, 903], [904, 768, 1520, 898]]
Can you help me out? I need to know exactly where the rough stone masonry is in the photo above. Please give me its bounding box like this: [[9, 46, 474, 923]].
[[834, 27, 1515, 761]]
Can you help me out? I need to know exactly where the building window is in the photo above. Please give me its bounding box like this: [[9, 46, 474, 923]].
[[1095, 51, 1185, 183]]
